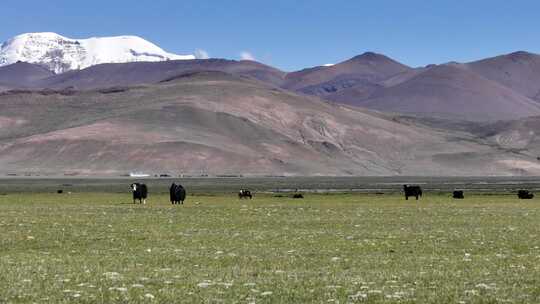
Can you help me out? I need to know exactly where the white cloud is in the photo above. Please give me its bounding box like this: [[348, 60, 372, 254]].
[[240, 51, 256, 61], [322, 63, 335, 67], [194, 49, 210, 59]]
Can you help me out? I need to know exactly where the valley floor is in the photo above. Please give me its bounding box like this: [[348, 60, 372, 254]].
[[1, 192, 540, 303]]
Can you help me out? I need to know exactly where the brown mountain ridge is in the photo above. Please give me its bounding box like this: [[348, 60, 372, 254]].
[[1, 71, 538, 176], [2, 51, 540, 175]]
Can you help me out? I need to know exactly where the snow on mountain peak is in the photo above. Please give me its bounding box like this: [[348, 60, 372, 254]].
[[0, 32, 195, 73]]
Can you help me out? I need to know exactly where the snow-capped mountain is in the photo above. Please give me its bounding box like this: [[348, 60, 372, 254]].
[[0, 32, 195, 73]]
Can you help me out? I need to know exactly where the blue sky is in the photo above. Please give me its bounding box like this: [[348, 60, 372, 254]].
[[2, 0, 540, 71]]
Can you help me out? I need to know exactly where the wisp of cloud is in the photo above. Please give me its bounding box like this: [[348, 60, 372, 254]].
[[240, 51, 256, 61], [195, 49, 210, 59]]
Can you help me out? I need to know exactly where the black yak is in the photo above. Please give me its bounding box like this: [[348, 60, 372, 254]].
[[131, 183, 148, 204], [170, 183, 186, 205], [403, 185, 422, 200], [518, 190, 534, 199], [238, 189, 252, 199], [453, 190, 464, 199]]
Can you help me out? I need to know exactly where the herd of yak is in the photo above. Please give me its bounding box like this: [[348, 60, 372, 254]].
[[130, 183, 254, 204], [127, 183, 535, 205], [402, 185, 534, 200]]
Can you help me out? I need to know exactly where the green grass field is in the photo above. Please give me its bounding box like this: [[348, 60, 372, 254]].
[[1, 192, 540, 303]]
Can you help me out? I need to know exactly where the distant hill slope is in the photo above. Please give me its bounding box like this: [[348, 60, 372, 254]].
[[283, 52, 411, 96], [466, 51, 540, 101], [4, 50, 540, 123], [0, 61, 53, 88], [1, 71, 535, 176], [282, 51, 540, 122], [34, 59, 286, 89], [347, 64, 540, 121], [474, 116, 540, 154]]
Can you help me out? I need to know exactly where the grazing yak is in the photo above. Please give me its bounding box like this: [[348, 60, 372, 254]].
[[292, 193, 304, 199], [131, 183, 148, 204], [518, 190, 534, 199], [403, 185, 422, 200], [238, 189, 252, 199], [453, 190, 465, 199], [170, 183, 186, 205]]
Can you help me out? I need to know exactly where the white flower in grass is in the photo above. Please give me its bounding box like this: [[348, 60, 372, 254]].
[[261, 291, 273, 296], [197, 281, 212, 288], [144, 293, 155, 300], [326, 285, 342, 289], [72, 293, 81, 298], [349, 292, 367, 300], [475, 283, 496, 290], [464, 289, 478, 296], [331, 257, 340, 262], [103, 272, 121, 280], [132, 284, 144, 288]]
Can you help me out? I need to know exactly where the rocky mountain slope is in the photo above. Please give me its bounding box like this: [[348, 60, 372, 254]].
[[283, 52, 410, 97], [466, 51, 540, 101], [279, 52, 540, 122], [34, 59, 286, 90], [0, 61, 53, 88], [352, 64, 540, 121], [2, 71, 535, 176]]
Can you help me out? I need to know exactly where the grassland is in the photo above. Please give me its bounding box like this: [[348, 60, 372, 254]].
[[1, 189, 540, 303]]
